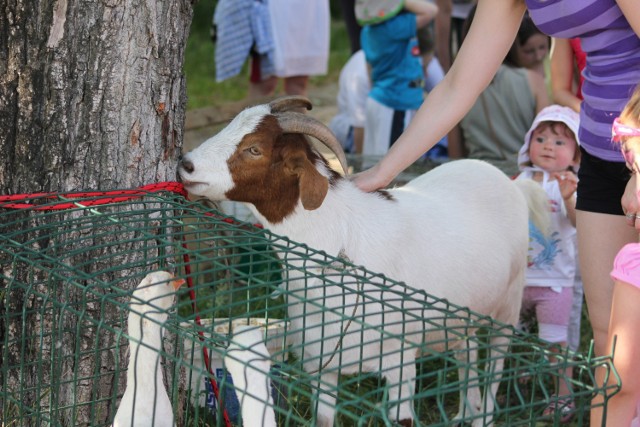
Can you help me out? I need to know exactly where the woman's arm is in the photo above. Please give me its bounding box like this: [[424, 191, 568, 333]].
[[353, 0, 527, 191], [550, 37, 582, 112], [617, 0, 640, 36], [526, 68, 551, 113]]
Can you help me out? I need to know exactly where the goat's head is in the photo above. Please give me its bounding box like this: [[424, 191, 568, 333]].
[[178, 96, 348, 223]]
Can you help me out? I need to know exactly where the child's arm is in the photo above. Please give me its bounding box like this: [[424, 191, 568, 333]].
[[554, 171, 578, 226], [606, 243, 640, 426], [405, 0, 439, 28], [563, 193, 577, 227], [622, 174, 640, 230], [620, 130, 640, 230]]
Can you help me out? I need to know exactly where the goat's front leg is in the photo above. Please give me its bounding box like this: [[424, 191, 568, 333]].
[[453, 339, 482, 424], [312, 371, 339, 427], [384, 350, 417, 425]]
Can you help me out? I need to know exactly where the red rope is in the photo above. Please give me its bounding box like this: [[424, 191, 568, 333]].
[[0, 181, 236, 426], [0, 182, 188, 210], [0, 181, 263, 230], [182, 239, 233, 427]]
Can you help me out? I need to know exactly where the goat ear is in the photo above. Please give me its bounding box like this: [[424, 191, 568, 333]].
[[284, 154, 328, 210]]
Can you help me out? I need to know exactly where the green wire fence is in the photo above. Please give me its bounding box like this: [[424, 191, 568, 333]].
[[0, 184, 620, 426]]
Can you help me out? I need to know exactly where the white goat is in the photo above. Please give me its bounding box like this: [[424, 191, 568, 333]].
[[179, 96, 547, 426]]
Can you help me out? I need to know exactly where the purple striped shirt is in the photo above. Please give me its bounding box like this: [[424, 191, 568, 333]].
[[526, 0, 640, 161]]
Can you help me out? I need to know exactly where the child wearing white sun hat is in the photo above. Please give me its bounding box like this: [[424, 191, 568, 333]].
[[518, 104, 581, 172], [516, 104, 581, 423]]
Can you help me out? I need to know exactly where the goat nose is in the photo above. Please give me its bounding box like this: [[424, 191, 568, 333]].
[[181, 158, 194, 174]]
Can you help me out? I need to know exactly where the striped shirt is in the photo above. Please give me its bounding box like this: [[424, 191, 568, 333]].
[[526, 0, 640, 162]]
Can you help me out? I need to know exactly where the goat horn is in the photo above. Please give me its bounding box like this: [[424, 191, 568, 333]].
[[269, 96, 313, 114], [276, 112, 349, 175]]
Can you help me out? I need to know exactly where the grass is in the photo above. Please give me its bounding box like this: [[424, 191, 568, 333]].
[[184, 1, 352, 110]]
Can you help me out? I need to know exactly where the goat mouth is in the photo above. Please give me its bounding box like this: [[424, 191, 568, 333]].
[[180, 181, 212, 199], [180, 179, 207, 189]]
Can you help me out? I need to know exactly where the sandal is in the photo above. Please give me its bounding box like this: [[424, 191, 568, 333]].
[[542, 396, 575, 424]]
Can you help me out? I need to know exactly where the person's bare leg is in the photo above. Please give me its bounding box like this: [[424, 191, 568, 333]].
[[550, 344, 573, 398], [577, 210, 639, 426], [249, 76, 278, 100], [353, 127, 364, 154], [447, 125, 464, 158], [283, 75, 309, 96]]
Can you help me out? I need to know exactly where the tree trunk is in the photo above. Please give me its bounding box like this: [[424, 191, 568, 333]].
[[0, 0, 190, 193], [0, 0, 193, 425]]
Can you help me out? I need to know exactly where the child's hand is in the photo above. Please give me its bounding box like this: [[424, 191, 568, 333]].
[[552, 171, 578, 201]]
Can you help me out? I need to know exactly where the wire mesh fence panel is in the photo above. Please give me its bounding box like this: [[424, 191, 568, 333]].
[[0, 188, 619, 426]]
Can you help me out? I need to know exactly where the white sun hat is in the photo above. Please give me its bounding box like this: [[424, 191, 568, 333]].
[[518, 104, 581, 171]]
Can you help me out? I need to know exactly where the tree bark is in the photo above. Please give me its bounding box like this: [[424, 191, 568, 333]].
[[0, 0, 190, 193], [0, 0, 193, 425]]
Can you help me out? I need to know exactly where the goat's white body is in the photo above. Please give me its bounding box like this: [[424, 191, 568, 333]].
[[179, 102, 536, 426], [248, 159, 528, 426], [253, 159, 526, 324]]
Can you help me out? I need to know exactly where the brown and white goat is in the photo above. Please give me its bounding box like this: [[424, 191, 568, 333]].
[[179, 96, 544, 426]]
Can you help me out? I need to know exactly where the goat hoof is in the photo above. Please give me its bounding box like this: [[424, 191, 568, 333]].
[[397, 419, 413, 427]]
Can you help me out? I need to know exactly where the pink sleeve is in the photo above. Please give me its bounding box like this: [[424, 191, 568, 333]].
[[611, 243, 640, 288]]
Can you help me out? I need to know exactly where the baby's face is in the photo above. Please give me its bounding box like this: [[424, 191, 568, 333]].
[[529, 127, 577, 173]]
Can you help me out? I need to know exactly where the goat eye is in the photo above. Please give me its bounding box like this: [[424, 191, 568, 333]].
[[244, 146, 262, 156]]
